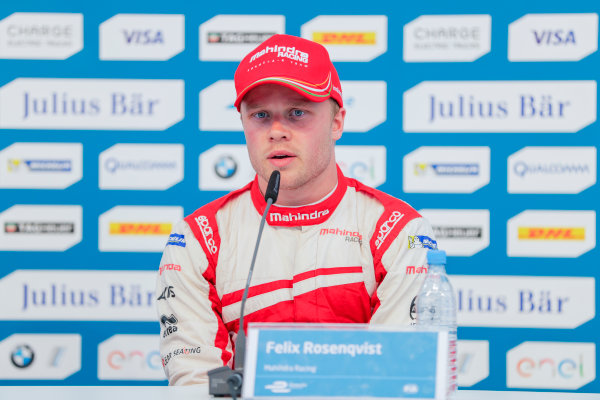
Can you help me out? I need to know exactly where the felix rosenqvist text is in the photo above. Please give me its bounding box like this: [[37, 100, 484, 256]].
[[266, 340, 383, 357]]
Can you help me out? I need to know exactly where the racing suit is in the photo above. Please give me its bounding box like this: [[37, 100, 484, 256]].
[[156, 166, 436, 385]]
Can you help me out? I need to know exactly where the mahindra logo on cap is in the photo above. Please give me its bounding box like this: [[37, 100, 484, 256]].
[[249, 44, 309, 64]]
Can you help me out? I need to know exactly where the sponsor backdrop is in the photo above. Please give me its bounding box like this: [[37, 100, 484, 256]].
[[0, 0, 597, 393]]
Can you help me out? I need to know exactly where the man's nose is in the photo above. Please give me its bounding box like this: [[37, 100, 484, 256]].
[[268, 119, 290, 140]]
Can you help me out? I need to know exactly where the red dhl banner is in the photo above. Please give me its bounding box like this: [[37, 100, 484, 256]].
[[109, 222, 172, 235], [312, 32, 376, 45], [518, 227, 585, 240]]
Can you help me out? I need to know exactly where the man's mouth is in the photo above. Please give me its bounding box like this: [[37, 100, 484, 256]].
[[271, 155, 291, 159]]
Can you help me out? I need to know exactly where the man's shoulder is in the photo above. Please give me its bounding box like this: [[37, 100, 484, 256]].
[[345, 176, 421, 218], [185, 181, 253, 222]]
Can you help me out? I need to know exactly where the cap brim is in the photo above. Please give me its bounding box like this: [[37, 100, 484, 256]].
[[234, 76, 333, 110]]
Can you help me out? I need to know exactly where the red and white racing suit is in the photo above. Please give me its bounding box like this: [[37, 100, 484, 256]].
[[156, 167, 435, 385]]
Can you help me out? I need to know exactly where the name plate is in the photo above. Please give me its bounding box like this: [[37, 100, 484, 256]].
[[243, 323, 448, 399]]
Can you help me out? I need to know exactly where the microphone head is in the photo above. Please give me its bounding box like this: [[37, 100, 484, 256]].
[[264, 170, 280, 203]]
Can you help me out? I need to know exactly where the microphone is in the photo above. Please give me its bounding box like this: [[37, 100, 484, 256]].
[[208, 170, 280, 399]]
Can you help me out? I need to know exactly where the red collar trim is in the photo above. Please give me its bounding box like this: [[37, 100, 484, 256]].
[[250, 166, 347, 227]]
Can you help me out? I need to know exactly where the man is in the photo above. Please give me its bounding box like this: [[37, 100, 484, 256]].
[[156, 34, 436, 385]]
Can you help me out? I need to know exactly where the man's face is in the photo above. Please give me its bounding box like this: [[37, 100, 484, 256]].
[[240, 84, 345, 197]]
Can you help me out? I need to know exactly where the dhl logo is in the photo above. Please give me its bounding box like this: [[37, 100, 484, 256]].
[[312, 32, 376, 45], [518, 227, 585, 240], [109, 222, 172, 235]]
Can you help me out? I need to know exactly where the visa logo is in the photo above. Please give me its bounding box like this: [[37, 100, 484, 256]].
[[122, 29, 165, 45], [518, 227, 585, 240], [533, 30, 576, 45]]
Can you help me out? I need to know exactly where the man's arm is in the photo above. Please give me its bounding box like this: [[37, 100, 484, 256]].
[[156, 220, 233, 385], [370, 217, 436, 326]]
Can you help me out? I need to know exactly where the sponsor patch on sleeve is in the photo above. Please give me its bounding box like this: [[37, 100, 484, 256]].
[[408, 235, 437, 250], [166, 233, 186, 247]]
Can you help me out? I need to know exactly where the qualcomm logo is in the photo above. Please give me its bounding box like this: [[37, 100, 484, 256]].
[[0, 334, 81, 379], [0, 270, 157, 321], [403, 81, 597, 133], [98, 334, 165, 380], [199, 15, 284, 61], [0, 142, 82, 189], [99, 205, 183, 252], [509, 13, 598, 61], [508, 147, 596, 194], [403, 15, 491, 62], [507, 210, 596, 257], [99, 143, 183, 190], [100, 14, 184, 61], [301, 15, 387, 61], [0, 13, 83, 59], [404, 146, 490, 193], [0, 78, 184, 131], [507, 341, 596, 389], [451, 275, 595, 329], [418, 209, 489, 256]]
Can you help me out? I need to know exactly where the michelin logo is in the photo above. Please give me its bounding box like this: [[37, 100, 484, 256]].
[[408, 235, 438, 250]]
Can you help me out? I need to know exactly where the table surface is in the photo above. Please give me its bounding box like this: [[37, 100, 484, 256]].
[[1, 386, 599, 400]]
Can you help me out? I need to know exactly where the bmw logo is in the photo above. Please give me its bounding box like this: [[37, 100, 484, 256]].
[[11, 344, 35, 368], [214, 155, 237, 179]]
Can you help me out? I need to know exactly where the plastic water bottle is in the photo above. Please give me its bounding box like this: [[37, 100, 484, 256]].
[[416, 249, 457, 400]]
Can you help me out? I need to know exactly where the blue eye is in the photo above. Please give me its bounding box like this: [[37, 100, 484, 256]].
[[254, 111, 268, 119], [291, 109, 305, 117]]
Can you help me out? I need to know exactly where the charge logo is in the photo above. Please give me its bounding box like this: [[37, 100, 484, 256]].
[[312, 32, 376, 45], [518, 227, 585, 240], [109, 222, 172, 235]]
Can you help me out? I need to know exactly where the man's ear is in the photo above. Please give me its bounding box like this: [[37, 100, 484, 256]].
[[331, 107, 346, 141]]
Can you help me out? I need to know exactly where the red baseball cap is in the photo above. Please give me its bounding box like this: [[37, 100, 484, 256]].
[[234, 34, 343, 110]]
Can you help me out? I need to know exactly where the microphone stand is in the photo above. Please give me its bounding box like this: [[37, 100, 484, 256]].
[[208, 171, 280, 399]]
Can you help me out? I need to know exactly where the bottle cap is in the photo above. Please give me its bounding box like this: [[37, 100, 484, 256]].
[[427, 249, 447, 265]]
